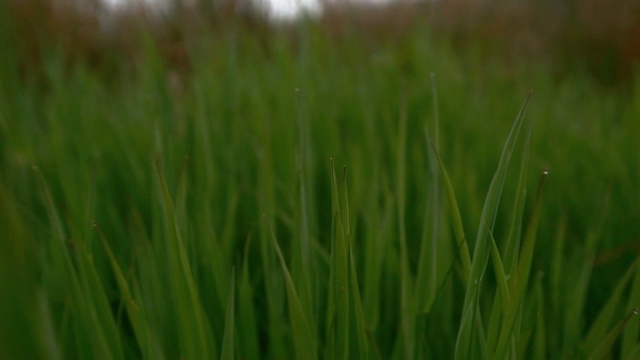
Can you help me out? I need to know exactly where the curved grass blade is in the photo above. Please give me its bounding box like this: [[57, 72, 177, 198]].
[[486, 120, 534, 354], [96, 225, 157, 359], [455, 92, 533, 360], [35, 168, 119, 359], [271, 228, 317, 360], [425, 138, 471, 285], [493, 170, 547, 360], [588, 309, 639, 360], [154, 162, 214, 359]]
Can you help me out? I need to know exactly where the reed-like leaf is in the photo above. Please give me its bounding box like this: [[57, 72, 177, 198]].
[[588, 309, 639, 360], [416, 73, 441, 315], [327, 159, 350, 359], [154, 162, 214, 359], [455, 92, 532, 360], [271, 228, 317, 360], [493, 170, 546, 359], [96, 225, 157, 359]]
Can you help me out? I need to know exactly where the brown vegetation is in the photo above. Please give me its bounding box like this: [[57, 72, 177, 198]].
[[6, 0, 640, 86]]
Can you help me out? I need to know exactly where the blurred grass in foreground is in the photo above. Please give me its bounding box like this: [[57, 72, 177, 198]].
[[1, 0, 640, 358]]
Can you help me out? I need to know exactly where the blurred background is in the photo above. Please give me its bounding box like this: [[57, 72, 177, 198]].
[[6, 0, 640, 85]]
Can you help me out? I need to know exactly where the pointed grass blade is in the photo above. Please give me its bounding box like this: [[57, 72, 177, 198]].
[[588, 309, 639, 360], [426, 136, 471, 285], [493, 170, 547, 360], [96, 225, 155, 359], [35, 168, 117, 359], [485, 121, 533, 354], [271, 228, 317, 360], [455, 92, 533, 360], [154, 162, 213, 359], [326, 159, 350, 359]]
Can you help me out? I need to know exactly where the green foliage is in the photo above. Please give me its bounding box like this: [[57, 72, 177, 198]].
[[1, 14, 639, 359]]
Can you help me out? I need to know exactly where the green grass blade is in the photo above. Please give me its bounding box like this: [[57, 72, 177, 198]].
[[455, 92, 532, 360], [493, 170, 546, 359], [562, 194, 610, 356], [582, 257, 639, 354], [502, 123, 532, 276], [534, 273, 547, 360], [220, 269, 235, 360], [237, 238, 260, 360], [327, 159, 350, 359], [622, 259, 640, 357], [74, 241, 125, 359], [416, 73, 441, 315], [485, 231, 510, 353], [294, 88, 316, 345], [588, 309, 639, 360], [491, 232, 510, 307], [340, 165, 369, 359], [395, 100, 415, 359], [0, 185, 54, 359], [154, 162, 214, 359], [426, 137, 471, 285], [486, 118, 534, 354], [624, 342, 640, 360], [349, 242, 369, 359], [33, 167, 66, 246], [271, 228, 317, 360], [35, 168, 116, 359], [96, 224, 156, 359]]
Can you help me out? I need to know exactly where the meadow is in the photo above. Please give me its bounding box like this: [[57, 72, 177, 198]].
[[1, 1, 639, 358]]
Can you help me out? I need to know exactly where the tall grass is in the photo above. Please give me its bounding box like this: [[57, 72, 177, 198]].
[[1, 4, 640, 358]]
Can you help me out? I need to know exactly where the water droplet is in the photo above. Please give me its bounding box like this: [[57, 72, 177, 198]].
[[633, 308, 639, 315]]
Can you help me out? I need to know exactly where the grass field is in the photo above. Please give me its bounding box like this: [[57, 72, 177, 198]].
[[1, 2, 640, 358]]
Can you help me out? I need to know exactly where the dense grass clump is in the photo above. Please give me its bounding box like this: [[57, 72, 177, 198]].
[[1, 2, 639, 358]]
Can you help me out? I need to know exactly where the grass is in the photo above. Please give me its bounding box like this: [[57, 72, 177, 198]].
[[1, 3, 640, 358]]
